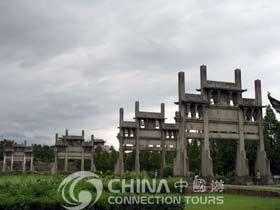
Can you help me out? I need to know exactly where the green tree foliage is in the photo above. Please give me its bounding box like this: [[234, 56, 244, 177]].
[[32, 144, 54, 162], [140, 151, 161, 172], [0, 139, 14, 159], [162, 165, 173, 177], [245, 141, 257, 176], [124, 152, 134, 171], [165, 151, 176, 165], [95, 146, 118, 172], [264, 105, 280, 175], [187, 140, 201, 174], [210, 140, 237, 176], [123, 151, 175, 174]]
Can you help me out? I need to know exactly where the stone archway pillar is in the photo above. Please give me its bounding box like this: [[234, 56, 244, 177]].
[[173, 72, 189, 177], [201, 105, 213, 179], [254, 80, 273, 184], [235, 108, 250, 184]]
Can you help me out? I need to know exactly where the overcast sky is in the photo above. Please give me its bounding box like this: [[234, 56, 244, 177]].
[[1, 0, 280, 148]]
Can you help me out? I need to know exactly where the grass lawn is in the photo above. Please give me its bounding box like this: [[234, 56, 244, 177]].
[[185, 193, 280, 210]]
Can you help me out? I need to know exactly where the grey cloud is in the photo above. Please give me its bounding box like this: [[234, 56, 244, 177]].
[[1, 0, 280, 147]]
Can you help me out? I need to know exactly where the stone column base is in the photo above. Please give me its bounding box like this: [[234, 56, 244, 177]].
[[235, 149, 249, 177], [173, 152, 189, 177], [114, 158, 124, 176], [2, 164, 6, 172], [233, 176, 254, 185], [91, 164, 96, 173], [260, 176, 274, 185], [51, 163, 57, 175], [201, 149, 213, 177], [255, 150, 272, 178]]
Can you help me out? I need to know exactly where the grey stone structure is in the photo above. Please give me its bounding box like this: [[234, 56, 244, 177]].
[[114, 102, 178, 176], [53, 129, 96, 173], [2, 142, 33, 172], [115, 65, 273, 184], [34, 161, 54, 172]]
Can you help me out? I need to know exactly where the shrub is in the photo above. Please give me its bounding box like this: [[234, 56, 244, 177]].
[[0, 191, 185, 210], [0, 174, 185, 210], [215, 175, 232, 184]]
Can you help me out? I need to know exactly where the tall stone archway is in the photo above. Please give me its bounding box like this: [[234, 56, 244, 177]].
[[115, 65, 273, 184]]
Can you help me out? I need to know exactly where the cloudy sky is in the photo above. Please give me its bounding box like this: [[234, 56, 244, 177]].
[[0, 0, 280, 147]]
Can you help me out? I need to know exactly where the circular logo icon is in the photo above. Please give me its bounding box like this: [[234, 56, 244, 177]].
[[58, 171, 103, 210]]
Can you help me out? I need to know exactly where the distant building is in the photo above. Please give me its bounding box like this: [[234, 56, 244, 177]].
[[2, 142, 33, 172], [53, 129, 109, 173]]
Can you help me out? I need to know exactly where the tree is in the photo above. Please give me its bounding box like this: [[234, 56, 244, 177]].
[[32, 144, 54, 162], [210, 140, 237, 176], [187, 140, 201, 175], [140, 151, 161, 172], [0, 139, 14, 159], [245, 141, 257, 176], [124, 152, 134, 171], [95, 146, 118, 172], [264, 105, 280, 175]]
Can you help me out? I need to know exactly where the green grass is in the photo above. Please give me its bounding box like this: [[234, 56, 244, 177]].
[[0, 172, 64, 184], [185, 193, 280, 210]]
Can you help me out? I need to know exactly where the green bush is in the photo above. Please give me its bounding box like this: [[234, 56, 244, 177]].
[[0, 191, 184, 210], [215, 174, 234, 184], [0, 174, 185, 210]]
